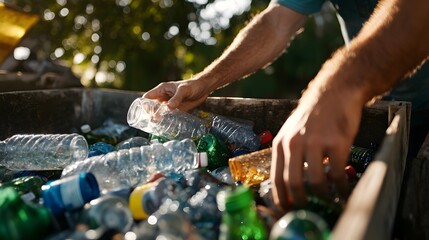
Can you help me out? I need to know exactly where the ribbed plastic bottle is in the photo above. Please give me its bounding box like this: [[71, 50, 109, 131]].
[[193, 110, 261, 152], [0, 134, 88, 170], [61, 139, 208, 192], [348, 145, 375, 173], [116, 136, 150, 150], [127, 98, 208, 141]]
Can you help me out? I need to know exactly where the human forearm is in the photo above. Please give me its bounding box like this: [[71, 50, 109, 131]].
[[306, 0, 429, 106], [195, 4, 307, 93]]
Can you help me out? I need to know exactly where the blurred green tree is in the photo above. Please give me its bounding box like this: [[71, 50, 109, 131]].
[[8, 0, 342, 99]]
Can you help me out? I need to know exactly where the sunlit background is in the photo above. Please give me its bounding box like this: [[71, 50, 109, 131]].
[[1, 0, 343, 99]]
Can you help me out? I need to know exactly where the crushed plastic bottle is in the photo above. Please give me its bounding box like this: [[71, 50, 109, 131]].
[[61, 139, 208, 192]]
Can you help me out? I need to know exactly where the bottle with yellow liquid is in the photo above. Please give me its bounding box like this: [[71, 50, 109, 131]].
[[229, 147, 272, 186]]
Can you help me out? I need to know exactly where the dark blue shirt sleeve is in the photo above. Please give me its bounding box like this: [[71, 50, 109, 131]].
[[272, 0, 325, 15]]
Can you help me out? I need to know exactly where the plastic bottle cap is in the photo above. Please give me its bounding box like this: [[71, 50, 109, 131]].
[[81, 124, 91, 133], [259, 130, 273, 145], [199, 152, 208, 168], [129, 182, 156, 220]]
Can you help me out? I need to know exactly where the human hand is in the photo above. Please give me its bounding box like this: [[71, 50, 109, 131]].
[[270, 85, 363, 209], [143, 79, 211, 112]]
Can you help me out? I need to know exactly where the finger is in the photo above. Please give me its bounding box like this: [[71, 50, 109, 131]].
[[285, 135, 306, 206], [167, 84, 190, 109], [143, 82, 177, 101], [270, 141, 289, 212], [327, 147, 350, 201], [305, 145, 328, 199]]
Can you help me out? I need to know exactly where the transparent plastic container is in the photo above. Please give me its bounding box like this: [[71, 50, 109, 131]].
[[127, 98, 208, 141], [0, 134, 88, 170], [61, 139, 208, 192]]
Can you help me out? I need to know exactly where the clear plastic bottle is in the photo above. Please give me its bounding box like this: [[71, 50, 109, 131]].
[[0, 134, 88, 170], [193, 110, 261, 152], [127, 98, 208, 141], [116, 136, 150, 150], [210, 114, 261, 152], [80, 195, 134, 233], [61, 139, 208, 192]]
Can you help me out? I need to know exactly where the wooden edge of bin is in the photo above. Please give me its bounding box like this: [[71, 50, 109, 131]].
[[332, 104, 409, 240]]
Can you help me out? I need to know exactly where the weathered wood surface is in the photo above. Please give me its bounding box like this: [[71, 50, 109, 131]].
[[397, 131, 429, 239], [332, 105, 410, 240]]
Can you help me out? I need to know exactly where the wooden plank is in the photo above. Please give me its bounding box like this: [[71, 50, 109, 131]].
[[396, 124, 429, 239], [332, 105, 409, 240]]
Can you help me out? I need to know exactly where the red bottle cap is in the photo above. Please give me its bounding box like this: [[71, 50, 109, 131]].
[[259, 130, 273, 145], [345, 165, 357, 180]]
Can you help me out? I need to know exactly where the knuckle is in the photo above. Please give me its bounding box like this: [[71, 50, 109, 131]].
[[157, 82, 171, 88]]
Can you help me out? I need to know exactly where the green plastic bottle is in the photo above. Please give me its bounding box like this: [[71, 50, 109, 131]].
[[302, 196, 343, 230], [217, 185, 268, 240], [197, 133, 231, 170], [0, 176, 45, 202], [270, 210, 331, 240], [0, 187, 52, 240]]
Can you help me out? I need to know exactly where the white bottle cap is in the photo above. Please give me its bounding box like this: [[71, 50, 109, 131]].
[[198, 152, 208, 168], [81, 124, 91, 133]]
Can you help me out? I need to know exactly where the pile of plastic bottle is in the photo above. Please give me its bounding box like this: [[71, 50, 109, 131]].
[[0, 97, 376, 240]]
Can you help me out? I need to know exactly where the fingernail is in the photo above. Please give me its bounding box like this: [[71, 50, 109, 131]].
[[167, 100, 177, 109]]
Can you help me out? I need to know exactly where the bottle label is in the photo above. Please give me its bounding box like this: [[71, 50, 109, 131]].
[[60, 175, 85, 209]]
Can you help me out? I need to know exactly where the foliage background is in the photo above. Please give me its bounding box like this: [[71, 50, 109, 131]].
[[6, 0, 343, 99]]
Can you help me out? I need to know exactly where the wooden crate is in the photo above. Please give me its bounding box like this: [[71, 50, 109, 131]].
[[0, 88, 410, 239]]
